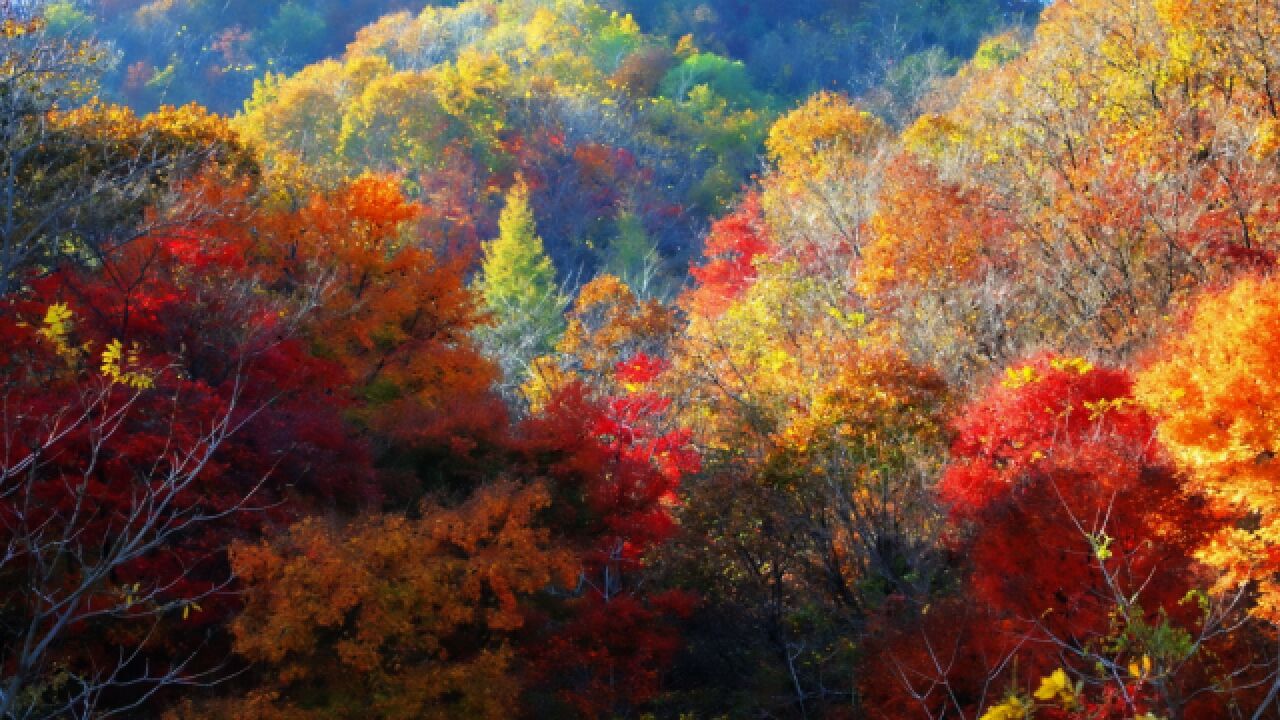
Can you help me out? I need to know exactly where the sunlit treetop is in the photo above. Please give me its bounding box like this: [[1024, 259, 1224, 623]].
[[1138, 275, 1280, 620], [765, 91, 890, 188]]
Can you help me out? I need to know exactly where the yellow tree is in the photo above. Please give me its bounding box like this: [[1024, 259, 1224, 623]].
[[1137, 275, 1280, 621], [474, 179, 568, 400], [337, 68, 450, 173], [760, 91, 892, 270], [236, 59, 354, 186]]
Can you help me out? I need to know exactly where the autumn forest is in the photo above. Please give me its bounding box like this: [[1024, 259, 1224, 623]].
[[5, 0, 1280, 718]]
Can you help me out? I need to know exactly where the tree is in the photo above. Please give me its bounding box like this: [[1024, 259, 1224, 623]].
[[474, 179, 568, 402], [1138, 276, 1280, 625], [602, 211, 664, 298], [517, 367, 699, 719], [891, 353, 1245, 720], [760, 91, 892, 268], [860, 155, 1020, 383], [0, 298, 246, 719], [179, 481, 575, 720], [666, 183, 955, 713], [874, 0, 1280, 362], [236, 59, 352, 187], [667, 334, 950, 716], [526, 273, 676, 400], [0, 192, 370, 718], [233, 0, 777, 287], [0, 15, 254, 297], [257, 173, 495, 448], [683, 193, 772, 319]]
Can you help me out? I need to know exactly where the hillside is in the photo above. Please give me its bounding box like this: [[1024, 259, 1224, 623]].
[[52, 0, 1039, 112], [8, 1, 1280, 719]]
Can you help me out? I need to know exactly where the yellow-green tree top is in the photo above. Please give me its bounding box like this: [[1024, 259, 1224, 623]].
[[474, 178, 568, 400], [480, 179, 560, 314]]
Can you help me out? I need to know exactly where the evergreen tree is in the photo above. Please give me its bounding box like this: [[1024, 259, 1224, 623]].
[[474, 179, 569, 404], [604, 211, 665, 299]]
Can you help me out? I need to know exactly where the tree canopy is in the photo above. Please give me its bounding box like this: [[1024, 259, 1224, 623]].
[[15, 1, 1280, 719]]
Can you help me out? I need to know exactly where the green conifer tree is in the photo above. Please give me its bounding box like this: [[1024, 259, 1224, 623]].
[[604, 210, 666, 299], [474, 179, 568, 403]]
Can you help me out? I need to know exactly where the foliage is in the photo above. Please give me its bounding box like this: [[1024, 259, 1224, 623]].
[[1138, 276, 1280, 622], [474, 179, 568, 401], [0, 186, 371, 718], [257, 173, 495, 444], [665, 163, 955, 713], [684, 193, 772, 318], [516, 372, 699, 718], [17, 0, 1280, 718], [0, 16, 255, 296], [196, 482, 576, 720], [234, 0, 775, 282], [627, 0, 1040, 100], [85, 0, 420, 113], [886, 353, 1244, 720], [861, 0, 1280, 371]]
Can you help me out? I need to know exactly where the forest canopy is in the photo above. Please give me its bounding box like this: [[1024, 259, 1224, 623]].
[[13, 0, 1280, 719]]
